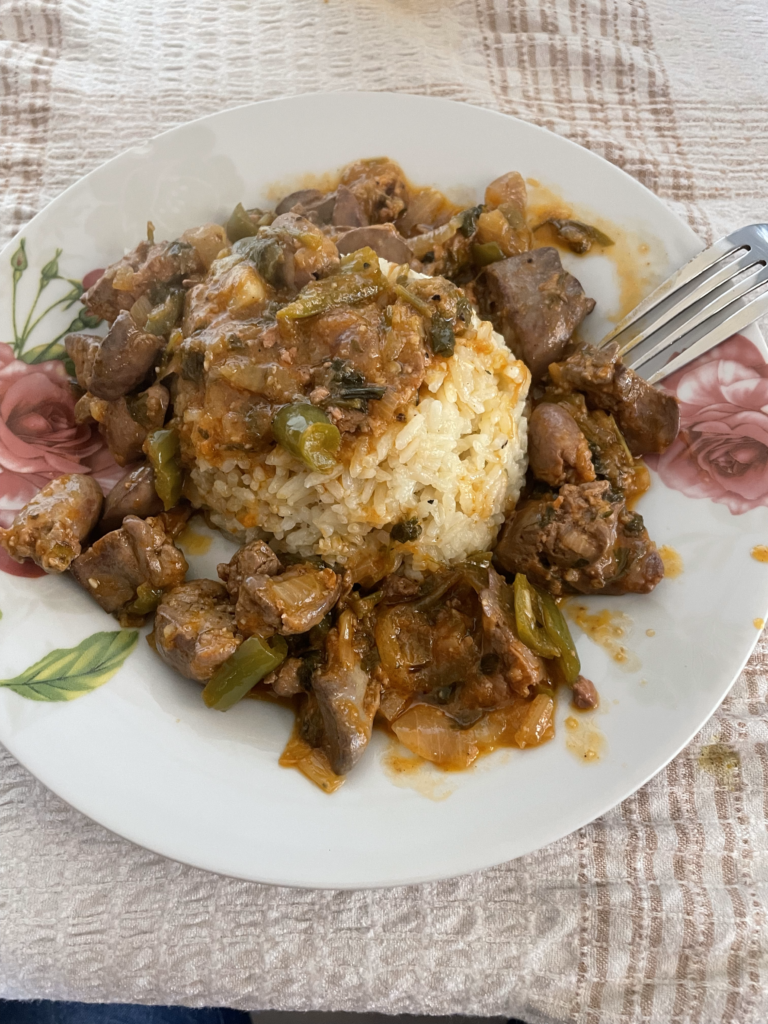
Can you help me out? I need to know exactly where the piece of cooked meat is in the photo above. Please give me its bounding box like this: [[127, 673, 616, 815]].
[[373, 563, 545, 716], [264, 656, 305, 697], [70, 513, 188, 616], [612, 507, 666, 595], [336, 224, 413, 264], [100, 462, 163, 532], [572, 675, 600, 710], [170, 292, 431, 478], [339, 158, 409, 224], [66, 311, 166, 401], [549, 342, 680, 456], [153, 579, 241, 682], [85, 383, 169, 467], [476, 248, 596, 380], [0, 474, 103, 573], [528, 402, 595, 487], [275, 189, 336, 222], [331, 185, 367, 227], [217, 540, 282, 598], [100, 464, 164, 531], [379, 573, 422, 604], [275, 185, 367, 228], [259, 212, 341, 291], [234, 563, 342, 637], [494, 480, 664, 596], [312, 609, 381, 775], [101, 464, 164, 532], [81, 239, 203, 323]]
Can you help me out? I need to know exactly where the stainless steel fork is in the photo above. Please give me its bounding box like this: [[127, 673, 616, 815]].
[[598, 223, 768, 382]]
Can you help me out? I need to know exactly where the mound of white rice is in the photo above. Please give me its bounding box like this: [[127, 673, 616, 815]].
[[188, 268, 530, 577]]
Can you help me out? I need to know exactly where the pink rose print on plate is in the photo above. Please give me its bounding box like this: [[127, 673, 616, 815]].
[[646, 334, 768, 515], [0, 342, 122, 577]]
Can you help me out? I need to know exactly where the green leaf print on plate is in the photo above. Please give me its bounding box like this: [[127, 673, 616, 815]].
[[8, 239, 102, 361], [0, 630, 138, 702]]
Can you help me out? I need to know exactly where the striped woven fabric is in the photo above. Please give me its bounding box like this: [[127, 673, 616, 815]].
[[1, 2, 767, 1021]]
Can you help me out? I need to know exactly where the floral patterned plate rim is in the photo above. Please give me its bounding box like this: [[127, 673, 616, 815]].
[[0, 93, 766, 889]]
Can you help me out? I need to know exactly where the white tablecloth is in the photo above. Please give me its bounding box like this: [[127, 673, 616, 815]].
[[2, 1, 768, 1021]]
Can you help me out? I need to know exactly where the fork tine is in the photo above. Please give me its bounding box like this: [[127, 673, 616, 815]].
[[640, 288, 768, 383], [626, 261, 768, 371], [600, 224, 768, 348], [610, 247, 762, 357]]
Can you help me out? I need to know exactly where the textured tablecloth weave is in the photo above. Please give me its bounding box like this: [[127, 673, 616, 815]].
[[2, 2, 768, 1021]]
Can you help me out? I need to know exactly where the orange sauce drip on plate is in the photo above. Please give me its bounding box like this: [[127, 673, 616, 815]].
[[177, 522, 213, 556], [525, 180, 660, 323], [625, 461, 651, 510], [564, 714, 605, 762], [567, 603, 641, 671], [752, 545, 768, 563], [659, 545, 684, 578], [380, 743, 458, 801]]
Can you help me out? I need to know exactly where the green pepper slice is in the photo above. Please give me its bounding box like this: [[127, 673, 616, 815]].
[[473, 241, 506, 267], [272, 403, 341, 473], [146, 428, 183, 510], [513, 573, 581, 683], [144, 290, 184, 336], [202, 635, 288, 711], [234, 236, 284, 287], [226, 203, 260, 243], [541, 218, 615, 254], [430, 314, 455, 357], [126, 582, 164, 616], [537, 588, 581, 684], [277, 247, 384, 322], [513, 574, 560, 659], [459, 205, 483, 238], [393, 282, 434, 318]]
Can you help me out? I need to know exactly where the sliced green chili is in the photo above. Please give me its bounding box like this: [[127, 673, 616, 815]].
[[514, 573, 581, 683], [459, 205, 483, 237], [147, 428, 183, 510], [127, 582, 164, 616], [202, 635, 288, 711], [144, 290, 183, 336], [536, 588, 581, 684], [277, 247, 384, 321], [272, 403, 341, 473], [234, 236, 284, 287], [513, 573, 560, 659], [473, 241, 506, 266], [226, 203, 260, 243], [430, 314, 455, 357], [394, 283, 434, 318], [540, 218, 615, 254], [351, 589, 383, 620]]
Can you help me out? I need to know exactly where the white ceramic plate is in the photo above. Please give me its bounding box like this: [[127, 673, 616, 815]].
[[1, 93, 767, 888]]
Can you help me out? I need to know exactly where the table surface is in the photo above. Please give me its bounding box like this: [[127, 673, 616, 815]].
[[1, 1, 768, 1022]]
